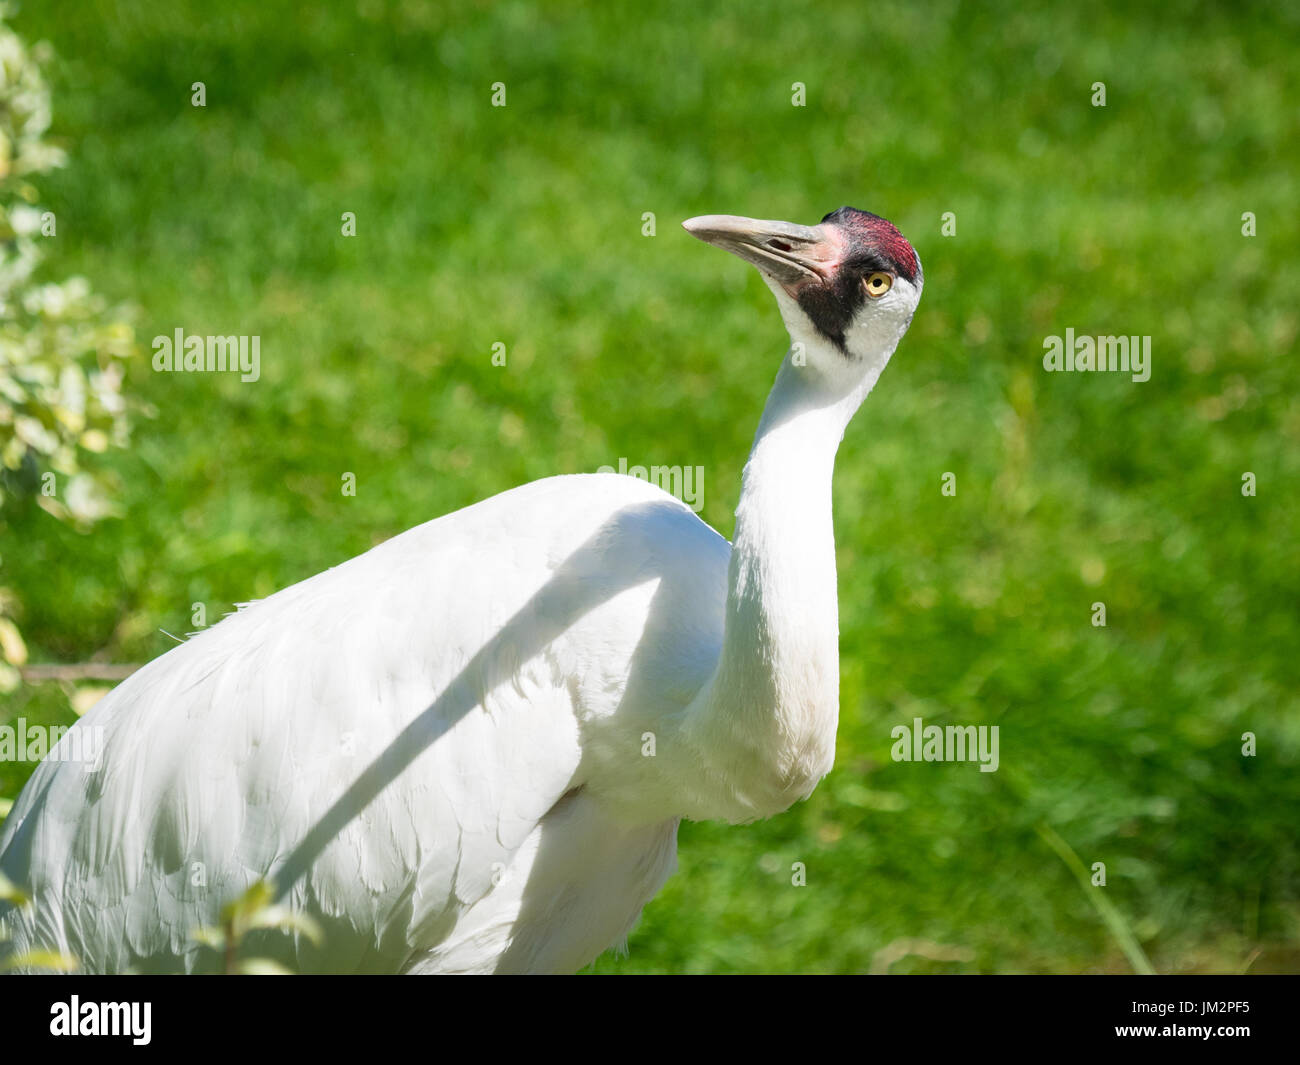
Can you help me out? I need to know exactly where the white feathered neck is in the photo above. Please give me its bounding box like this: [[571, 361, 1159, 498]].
[[681, 328, 897, 821]]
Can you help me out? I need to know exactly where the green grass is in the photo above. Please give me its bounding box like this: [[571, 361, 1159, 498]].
[[3, 0, 1298, 973]]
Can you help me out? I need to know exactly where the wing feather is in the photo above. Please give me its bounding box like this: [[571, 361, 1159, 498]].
[[1, 473, 709, 973]]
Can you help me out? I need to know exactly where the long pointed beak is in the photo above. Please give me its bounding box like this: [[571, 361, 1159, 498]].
[[682, 214, 841, 288]]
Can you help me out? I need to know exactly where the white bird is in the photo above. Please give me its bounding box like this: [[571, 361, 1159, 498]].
[[0, 206, 922, 974]]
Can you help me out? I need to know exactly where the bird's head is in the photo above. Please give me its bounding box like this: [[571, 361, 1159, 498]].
[[683, 206, 923, 384]]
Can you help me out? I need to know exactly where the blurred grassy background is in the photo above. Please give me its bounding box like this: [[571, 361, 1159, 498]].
[[2, 0, 1297, 973]]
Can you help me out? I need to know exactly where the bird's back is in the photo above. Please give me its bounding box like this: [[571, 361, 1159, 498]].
[[0, 473, 730, 973]]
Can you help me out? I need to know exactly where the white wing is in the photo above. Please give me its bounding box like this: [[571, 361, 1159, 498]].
[[0, 473, 730, 973]]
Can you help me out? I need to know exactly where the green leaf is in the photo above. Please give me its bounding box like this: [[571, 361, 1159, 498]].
[[190, 925, 226, 951], [3, 948, 78, 972], [246, 905, 323, 946], [235, 957, 294, 976], [219, 878, 276, 934]]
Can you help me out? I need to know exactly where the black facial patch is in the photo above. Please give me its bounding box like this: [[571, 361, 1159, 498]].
[[797, 207, 920, 352], [795, 266, 870, 352]]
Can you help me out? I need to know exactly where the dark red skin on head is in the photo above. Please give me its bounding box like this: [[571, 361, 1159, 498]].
[[795, 206, 920, 352], [822, 206, 920, 284]]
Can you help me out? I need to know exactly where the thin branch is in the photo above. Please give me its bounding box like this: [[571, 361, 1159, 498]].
[[20, 663, 140, 683]]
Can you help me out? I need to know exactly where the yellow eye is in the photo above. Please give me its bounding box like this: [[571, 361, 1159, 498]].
[[864, 272, 893, 298]]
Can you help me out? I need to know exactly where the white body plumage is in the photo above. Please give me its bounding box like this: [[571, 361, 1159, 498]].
[[0, 207, 922, 973]]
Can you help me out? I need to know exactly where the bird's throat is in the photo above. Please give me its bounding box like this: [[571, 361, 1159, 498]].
[[695, 350, 877, 817]]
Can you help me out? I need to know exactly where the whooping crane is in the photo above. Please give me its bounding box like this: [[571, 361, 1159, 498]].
[[0, 207, 922, 973]]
